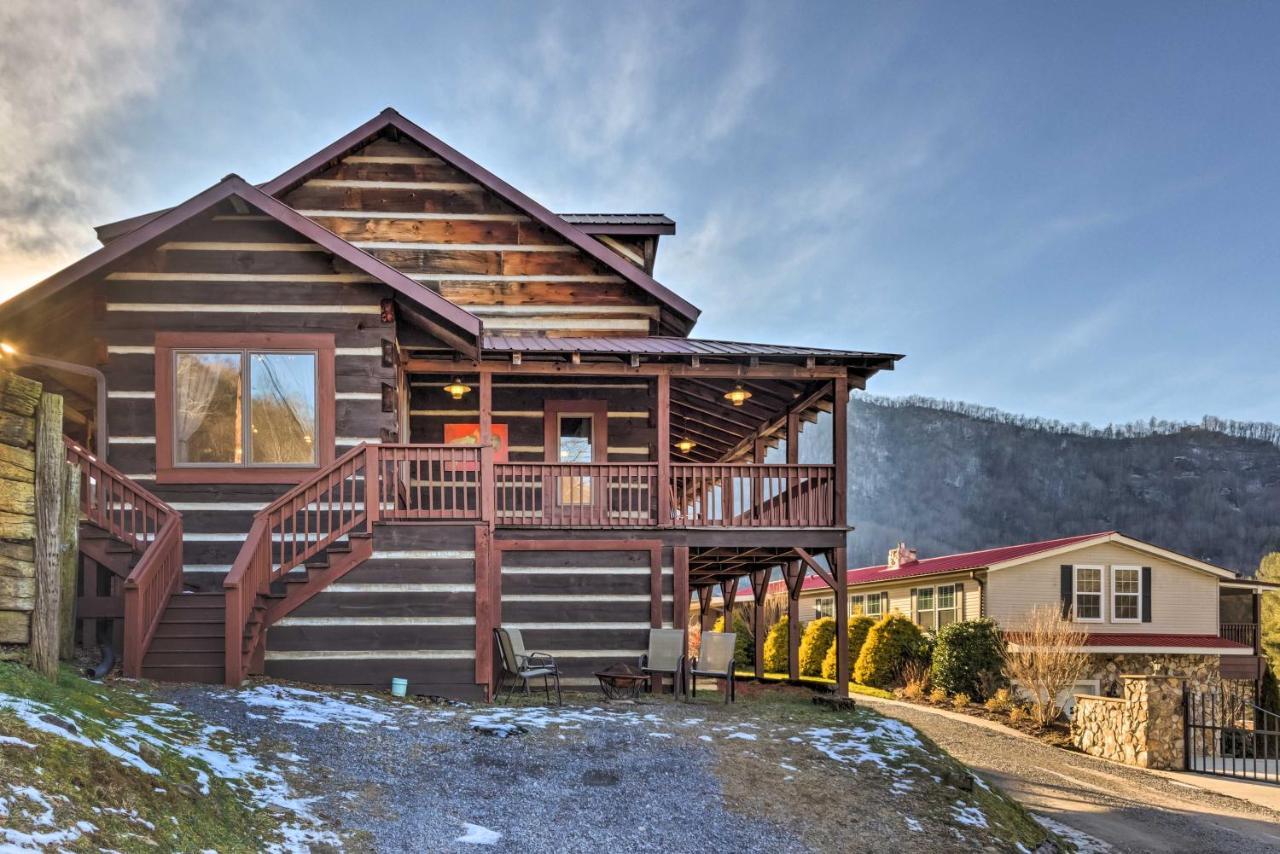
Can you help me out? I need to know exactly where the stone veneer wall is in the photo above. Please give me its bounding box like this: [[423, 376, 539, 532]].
[[1089, 653, 1222, 697], [0, 370, 42, 644], [1071, 674, 1187, 769]]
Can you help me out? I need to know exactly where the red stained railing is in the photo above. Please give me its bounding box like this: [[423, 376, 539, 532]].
[[494, 463, 659, 527], [670, 463, 836, 528], [64, 438, 183, 678], [374, 444, 486, 521]]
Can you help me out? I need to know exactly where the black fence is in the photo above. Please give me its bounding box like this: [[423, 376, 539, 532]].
[[1184, 682, 1280, 784]]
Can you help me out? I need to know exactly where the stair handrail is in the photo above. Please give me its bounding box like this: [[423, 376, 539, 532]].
[[223, 442, 372, 685], [63, 438, 184, 677]]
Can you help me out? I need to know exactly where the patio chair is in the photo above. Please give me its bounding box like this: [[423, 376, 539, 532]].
[[494, 627, 562, 705], [690, 631, 736, 703], [639, 628, 686, 698]]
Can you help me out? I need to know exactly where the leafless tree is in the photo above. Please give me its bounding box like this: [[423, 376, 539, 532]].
[[1001, 605, 1092, 728]]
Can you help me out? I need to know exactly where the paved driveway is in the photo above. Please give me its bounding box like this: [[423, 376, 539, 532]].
[[857, 694, 1280, 853]]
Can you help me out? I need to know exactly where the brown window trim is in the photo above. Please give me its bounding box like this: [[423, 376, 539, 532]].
[[154, 332, 336, 485], [542, 399, 609, 463]]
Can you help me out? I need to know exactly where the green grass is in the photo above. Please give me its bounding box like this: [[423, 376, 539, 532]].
[[733, 669, 896, 699], [0, 662, 293, 852]]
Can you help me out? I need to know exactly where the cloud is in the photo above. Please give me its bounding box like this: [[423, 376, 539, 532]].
[[0, 0, 186, 299]]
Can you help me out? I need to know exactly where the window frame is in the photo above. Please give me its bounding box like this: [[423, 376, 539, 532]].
[[1110, 564, 1142, 624], [1072, 564, 1106, 623], [155, 332, 335, 484], [814, 596, 835, 620], [862, 592, 883, 618]]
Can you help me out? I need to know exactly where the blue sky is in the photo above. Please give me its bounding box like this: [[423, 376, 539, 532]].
[[2, 1, 1277, 424]]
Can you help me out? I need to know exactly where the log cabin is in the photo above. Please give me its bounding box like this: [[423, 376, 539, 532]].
[[0, 108, 902, 699]]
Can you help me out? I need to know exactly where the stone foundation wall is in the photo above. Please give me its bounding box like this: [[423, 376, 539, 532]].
[[1088, 653, 1221, 697], [0, 371, 41, 644], [1071, 674, 1186, 769]]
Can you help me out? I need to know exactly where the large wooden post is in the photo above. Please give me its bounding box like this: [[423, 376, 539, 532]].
[[656, 373, 670, 524], [31, 393, 64, 679], [674, 545, 689, 649], [786, 410, 800, 466], [57, 460, 80, 659], [834, 546, 849, 697], [751, 568, 769, 679], [832, 375, 848, 527], [784, 559, 805, 681], [697, 586, 713, 632]]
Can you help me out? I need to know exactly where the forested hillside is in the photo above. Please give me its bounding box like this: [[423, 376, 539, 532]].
[[825, 396, 1280, 573]]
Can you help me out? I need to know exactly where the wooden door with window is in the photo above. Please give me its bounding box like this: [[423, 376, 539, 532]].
[[543, 400, 608, 525]]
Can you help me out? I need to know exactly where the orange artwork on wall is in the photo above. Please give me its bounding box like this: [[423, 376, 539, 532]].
[[443, 423, 509, 461]]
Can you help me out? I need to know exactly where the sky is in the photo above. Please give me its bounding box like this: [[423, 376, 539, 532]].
[[1, 0, 1277, 425]]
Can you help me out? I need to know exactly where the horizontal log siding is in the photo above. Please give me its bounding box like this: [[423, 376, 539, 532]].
[[98, 206, 398, 590], [284, 135, 661, 336], [265, 524, 481, 697], [499, 546, 674, 684], [408, 377, 655, 464]]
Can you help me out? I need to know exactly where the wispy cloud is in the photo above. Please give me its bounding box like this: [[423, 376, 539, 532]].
[[0, 0, 186, 299]]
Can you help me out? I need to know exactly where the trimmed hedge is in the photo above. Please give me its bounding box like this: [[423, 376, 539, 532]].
[[929, 618, 1007, 700], [821, 615, 876, 680], [798, 617, 837, 677], [853, 613, 927, 689], [710, 612, 755, 667], [763, 615, 790, 672]]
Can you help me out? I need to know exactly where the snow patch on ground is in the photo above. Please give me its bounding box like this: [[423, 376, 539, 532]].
[[222, 684, 403, 731], [800, 717, 926, 773], [905, 816, 924, 832], [1033, 813, 1115, 853], [951, 802, 989, 828], [456, 822, 502, 845]]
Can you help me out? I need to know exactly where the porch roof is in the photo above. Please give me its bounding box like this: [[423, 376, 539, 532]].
[[482, 335, 902, 365]]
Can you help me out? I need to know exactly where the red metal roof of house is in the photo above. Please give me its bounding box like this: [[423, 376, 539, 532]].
[[845, 532, 1115, 586], [1079, 633, 1251, 650]]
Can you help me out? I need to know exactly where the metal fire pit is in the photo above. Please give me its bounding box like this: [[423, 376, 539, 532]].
[[594, 662, 650, 700]]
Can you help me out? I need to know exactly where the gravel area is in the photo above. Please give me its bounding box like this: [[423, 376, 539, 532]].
[[157, 683, 810, 853], [856, 694, 1280, 854]]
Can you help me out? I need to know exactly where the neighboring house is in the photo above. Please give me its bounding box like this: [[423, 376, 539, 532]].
[[695, 531, 1274, 695], [0, 108, 901, 699]]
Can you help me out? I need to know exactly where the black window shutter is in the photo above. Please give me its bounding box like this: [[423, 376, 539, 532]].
[[1060, 565, 1073, 618], [1141, 566, 1152, 623]]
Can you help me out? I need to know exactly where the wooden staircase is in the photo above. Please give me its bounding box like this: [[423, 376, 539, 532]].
[[141, 592, 225, 683]]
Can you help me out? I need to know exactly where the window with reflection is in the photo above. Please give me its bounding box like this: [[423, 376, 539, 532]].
[[174, 349, 317, 467], [557, 414, 595, 504]]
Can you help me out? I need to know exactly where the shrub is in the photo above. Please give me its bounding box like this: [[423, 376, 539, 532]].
[[710, 612, 755, 668], [1008, 705, 1027, 725], [1002, 605, 1091, 727], [763, 616, 790, 672], [930, 619, 1008, 700], [900, 659, 931, 697], [984, 687, 1014, 714], [929, 686, 948, 704], [798, 617, 837, 677], [951, 692, 971, 710], [821, 615, 876, 680], [853, 613, 928, 689]]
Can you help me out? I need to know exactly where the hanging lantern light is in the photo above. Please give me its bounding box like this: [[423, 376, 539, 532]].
[[723, 383, 752, 407], [442, 377, 472, 400], [675, 436, 697, 454]]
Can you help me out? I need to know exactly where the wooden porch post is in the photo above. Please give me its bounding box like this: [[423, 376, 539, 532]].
[[751, 568, 769, 679], [674, 545, 690, 648], [697, 586, 713, 632], [784, 559, 805, 681], [657, 373, 670, 525], [834, 546, 849, 697], [832, 375, 848, 527], [786, 410, 800, 466]]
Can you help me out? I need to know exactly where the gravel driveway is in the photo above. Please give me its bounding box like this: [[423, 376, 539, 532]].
[[856, 694, 1280, 853]]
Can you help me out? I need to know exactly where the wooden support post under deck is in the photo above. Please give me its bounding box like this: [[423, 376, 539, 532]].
[[785, 559, 803, 681], [657, 373, 670, 524], [834, 546, 849, 697], [786, 410, 800, 466], [832, 375, 848, 526], [473, 523, 494, 696], [697, 586, 713, 632], [751, 568, 769, 679], [674, 545, 690, 652]]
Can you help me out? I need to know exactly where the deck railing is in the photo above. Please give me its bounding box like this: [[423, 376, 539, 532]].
[[493, 461, 836, 528], [374, 444, 486, 521], [64, 438, 183, 677], [1220, 623, 1259, 651]]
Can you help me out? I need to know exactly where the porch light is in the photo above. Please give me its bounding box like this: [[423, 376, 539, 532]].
[[442, 378, 472, 400], [0, 342, 15, 355], [675, 437, 697, 454], [723, 383, 752, 407]]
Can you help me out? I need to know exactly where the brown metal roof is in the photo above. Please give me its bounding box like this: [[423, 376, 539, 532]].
[[559, 214, 674, 225], [481, 335, 902, 363]]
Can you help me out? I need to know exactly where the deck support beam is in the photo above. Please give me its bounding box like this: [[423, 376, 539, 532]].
[[834, 546, 849, 697], [783, 559, 805, 681]]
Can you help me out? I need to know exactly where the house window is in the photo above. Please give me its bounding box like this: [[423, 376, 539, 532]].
[[850, 594, 864, 615], [1112, 566, 1141, 622], [814, 597, 835, 619], [155, 333, 335, 483], [1074, 565, 1104, 621], [863, 592, 883, 618], [914, 584, 957, 631], [544, 400, 608, 506]]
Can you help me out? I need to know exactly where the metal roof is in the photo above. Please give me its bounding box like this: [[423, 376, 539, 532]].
[[558, 214, 674, 225], [481, 335, 901, 362]]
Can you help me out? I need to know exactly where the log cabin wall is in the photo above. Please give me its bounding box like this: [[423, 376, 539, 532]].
[[281, 134, 665, 338], [96, 203, 399, 592], [408, 374, 656, 464]]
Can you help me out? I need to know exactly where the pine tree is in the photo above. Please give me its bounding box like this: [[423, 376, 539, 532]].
[[1259, 553, 1280, 673]]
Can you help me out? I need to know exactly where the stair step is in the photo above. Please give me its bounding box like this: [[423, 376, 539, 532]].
[[141, 664, 224, 684], [152, 622, 225, 639], [147, 635, 223, 653], [159, 609, 225, 624], [168, 593, 226, 607], [143, 650, 224, 667]]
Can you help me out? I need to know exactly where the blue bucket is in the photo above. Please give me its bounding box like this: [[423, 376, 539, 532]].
[[390, 677, 408, 697]]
